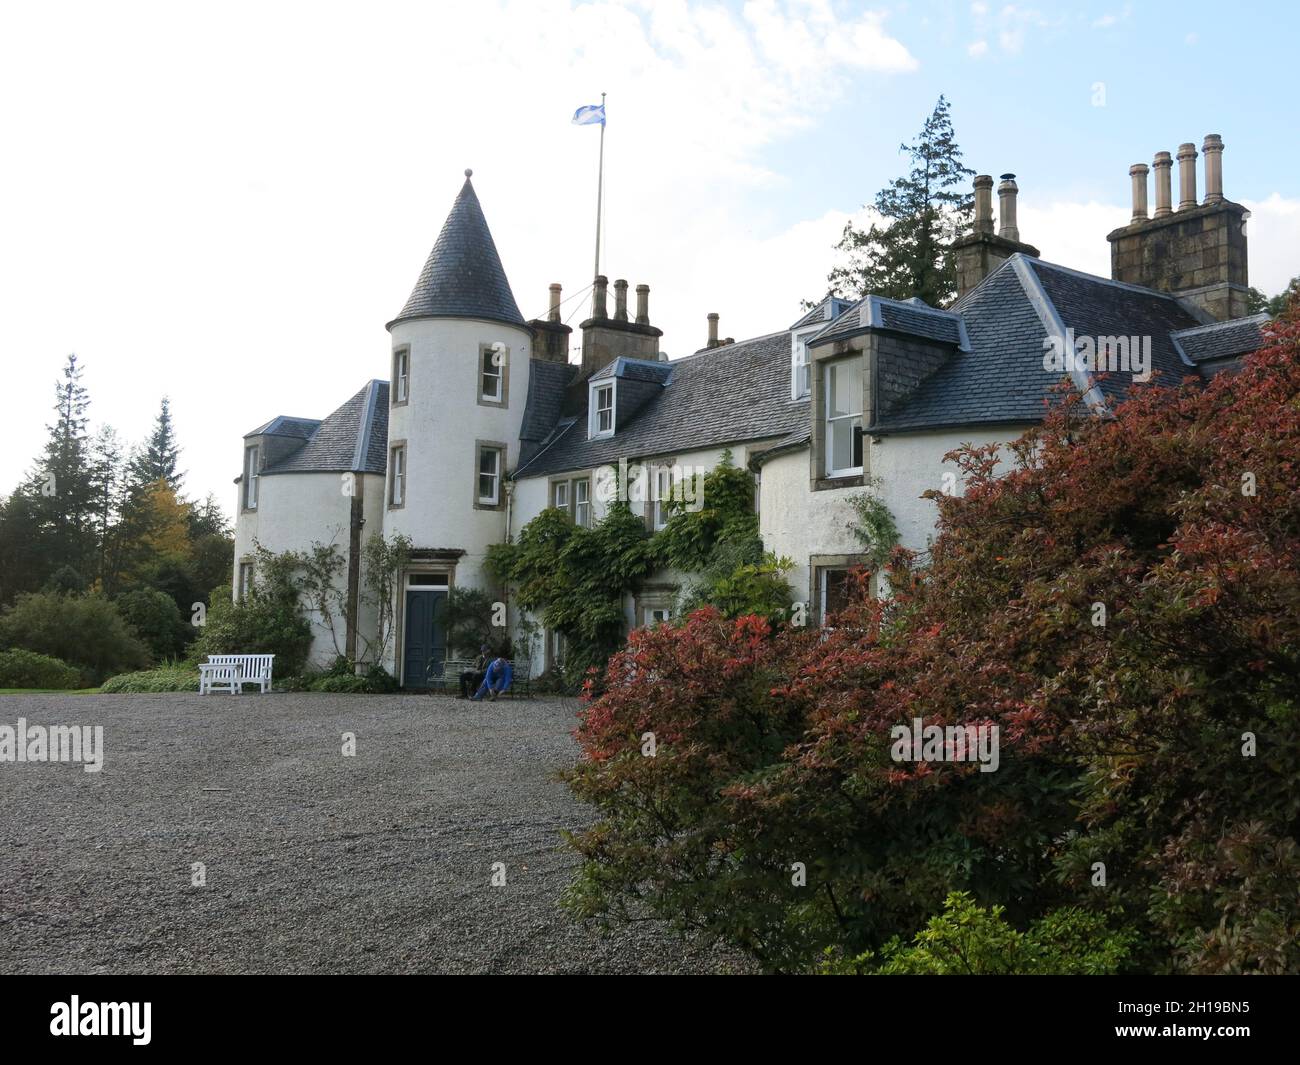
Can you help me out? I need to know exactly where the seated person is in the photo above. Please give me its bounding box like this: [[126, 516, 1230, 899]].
[[459, 645, 490, 699], [471, 656, 513, 702]]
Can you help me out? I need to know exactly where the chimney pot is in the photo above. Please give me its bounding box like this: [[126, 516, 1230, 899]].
[[635, 284, 650, 325], [1203, 134, 1225, 204], [592, 275, 608, 319], [1152, 151, 1173, 217], [1177, 142, 1198, 210], [973, 175, 994, 234], [707, 312, 720, 349], [997, 174, 1020, 241], [547, 283, 562, 322], [613, 279, 629, 322], [1129, 163, 1149, 223]]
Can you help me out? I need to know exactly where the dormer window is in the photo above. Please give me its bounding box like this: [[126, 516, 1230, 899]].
[[824, 357, 863, 477], [793, 337, 811, 399], [589, 382, 615, 439]]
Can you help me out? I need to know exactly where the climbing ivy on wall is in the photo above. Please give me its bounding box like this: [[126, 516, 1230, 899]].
[[488, 452, 794, 684]]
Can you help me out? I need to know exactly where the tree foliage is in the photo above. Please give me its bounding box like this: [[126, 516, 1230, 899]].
[[827, 96, 973, 306], [564, 302, 1300, 974]]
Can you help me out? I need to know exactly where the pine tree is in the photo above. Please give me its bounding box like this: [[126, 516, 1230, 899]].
[[129, 397, 185, 491], [26, 353, 98, 584], [827, 96, 974, 307]]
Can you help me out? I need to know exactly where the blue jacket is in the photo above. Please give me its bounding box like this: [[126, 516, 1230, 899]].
[[473, 659, 513, 699]]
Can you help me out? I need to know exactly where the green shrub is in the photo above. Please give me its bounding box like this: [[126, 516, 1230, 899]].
[[115, 587, 190, 660], [307, 661, 399, 693], [100, 664, 200, 693], [0, 649, 82, 690], [0, 591, 151, 684], [189, 585, 312, 677], [819, 893, 1136, 975]]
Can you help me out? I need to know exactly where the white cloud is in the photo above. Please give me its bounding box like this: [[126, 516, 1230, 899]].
[[0, 0, 917, 511], [968, 39, 990, 57]]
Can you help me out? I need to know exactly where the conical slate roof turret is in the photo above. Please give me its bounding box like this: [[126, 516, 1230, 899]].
[[387, 169, 524, 330]]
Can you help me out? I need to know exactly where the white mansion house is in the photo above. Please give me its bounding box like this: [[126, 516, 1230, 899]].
[[234, 140, 1268, 686]]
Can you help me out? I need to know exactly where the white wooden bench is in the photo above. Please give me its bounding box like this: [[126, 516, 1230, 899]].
[[199, 662, 243, 696], [202, 654, 275, 695]]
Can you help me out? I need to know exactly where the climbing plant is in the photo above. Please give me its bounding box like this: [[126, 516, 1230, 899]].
[[846, 481, 901, 571], [491, 452, 796, 683]]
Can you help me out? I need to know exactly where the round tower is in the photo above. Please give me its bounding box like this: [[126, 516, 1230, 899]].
[[382, 169, 532, 686]]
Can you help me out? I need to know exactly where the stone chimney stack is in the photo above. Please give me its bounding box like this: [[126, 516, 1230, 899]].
[[950, 173, 1039, 301], [706, 313, 720, 349], [1107, 135, 1250, 322], [1177, 142, 1199, 210], [579, 274, 662, 378], [997, 174, 1020, 241], [1203, 134, 1225, 204], [973, 174, 994, 234], [527, 282, 573, 364], [1129, 163, 1149, 223], [1153, 151, 1173, 217]]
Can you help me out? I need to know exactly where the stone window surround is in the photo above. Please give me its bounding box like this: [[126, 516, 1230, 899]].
[[645, 457, 678, 532], [549, 473, 593, 526], [809, 338, 869, 492], [237, 558, 255, 602], [387, 439, 408, 509], [241, 444, 260, 512], [809, 553, 870, 623], [633, 583, 677, 630], [391, 345, 411, 407], [474, 439, 508, 511], [391, 560, 458, 683], [476, 342, 510, 409]]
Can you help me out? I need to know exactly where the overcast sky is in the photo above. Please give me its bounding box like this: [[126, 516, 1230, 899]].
[[2, 0, 1296, 517]]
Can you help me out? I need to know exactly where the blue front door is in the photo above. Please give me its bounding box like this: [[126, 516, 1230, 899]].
[[402, 590, 447, 688]]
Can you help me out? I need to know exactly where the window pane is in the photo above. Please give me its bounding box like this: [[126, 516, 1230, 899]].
[[479, 447, 499, 503], [823, 569, 851, 617], [830, 416, 863, 472], [827, 359, 861, 418]]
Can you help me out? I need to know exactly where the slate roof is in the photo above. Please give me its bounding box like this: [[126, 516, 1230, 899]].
[[387, 173, 524, 330], [1171, 314, 1270, 364], [513, 253, 1270, 477], [254, 380, 390, 475], [809, 294, 970, 349], [519, 359, 578, 466], [244, 415, 321, 439], [866, 256, 1209, 433], [1025, 258, 1202, 407], [590, 356, 674, 384], [515, 331, 806, 477], [790, 295, 853, 331]]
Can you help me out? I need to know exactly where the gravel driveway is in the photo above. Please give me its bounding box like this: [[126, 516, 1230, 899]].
[[0, 692, 744, 974]]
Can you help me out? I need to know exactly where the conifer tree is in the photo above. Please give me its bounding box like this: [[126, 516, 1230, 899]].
[[129, 397, 184, 491], [827, 96, 973, 307], [27, 353, 98, 583]]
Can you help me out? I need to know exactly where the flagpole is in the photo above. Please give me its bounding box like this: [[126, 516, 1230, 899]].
[[594, 91, 606, 283]]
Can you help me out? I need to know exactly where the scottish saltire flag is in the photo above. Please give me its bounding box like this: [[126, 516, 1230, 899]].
[[572, 103, 605, 127]]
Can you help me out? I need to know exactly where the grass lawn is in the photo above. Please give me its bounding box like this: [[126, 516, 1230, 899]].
[[0, 688, 101, 695]]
